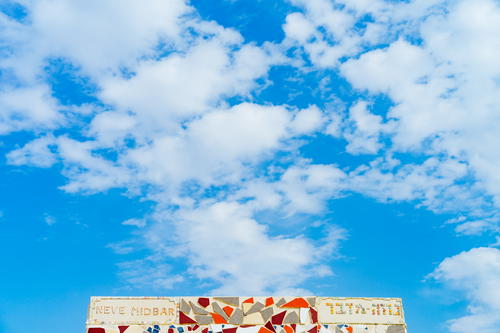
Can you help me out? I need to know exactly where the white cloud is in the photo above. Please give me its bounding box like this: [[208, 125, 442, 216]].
[[3, 0, 191, 78], [57, 102, 327, 195], [142, 201, 346, 295], [2, 0, 500, 318], [283, 12, 316, 44], [284, 0, 500, 216], [56, 136, 132, 193], [273, 164, 346, 214], [0, 0, 349, 297], [343, 101, 394, 155], [98, 40, 282, 136], [0, 85, 62, 134], [289, 105, 324, 135], [0, 0, 192, 135], [348, 156, 474, 213], [7, 134, 57, 167], [122, 218, 147, 228], [430, 247, 500, 333]]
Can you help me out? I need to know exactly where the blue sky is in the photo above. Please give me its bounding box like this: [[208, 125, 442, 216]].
[[1, 0, 500, 332]]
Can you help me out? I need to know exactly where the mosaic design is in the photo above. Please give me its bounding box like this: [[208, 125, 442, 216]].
[[86, 297, 407, 333]]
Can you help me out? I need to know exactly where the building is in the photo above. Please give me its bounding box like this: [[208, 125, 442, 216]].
[[86, 296, 407, 333]]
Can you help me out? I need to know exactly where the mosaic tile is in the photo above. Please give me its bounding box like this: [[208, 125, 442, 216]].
[[191, 302, 210, 315], [260, 307, 274, 323], [386, 326, 404, 333], [215, 297, 240, 307], [275, 298, 286, 307], [299, 309, 310, 324], [223, 306, 234, 317], [242, 303, 252, 315], [307, 326, 318, 333], [222, 327, 237, 333], [246, 302, 265, 315], [258, 327, 274, 333], [228, 308, 244, 325], [271, 311, 286, 325], [181, 299, 192, 314], [86, 297, 406, 333], [211, 312, 228, 324], [180, 312, 198, 325], [198, 298, 210, 308], [282, 298, 309, 308], [264, 321, 276, 333], [238, 326, 260, 333], [283, 311, 299, 324], [213, 302, 230, 320], [335, 325, 350, 333], [243, 312, 264, 325], [309, 308, 318, 324], [195, 315, 213, 325]]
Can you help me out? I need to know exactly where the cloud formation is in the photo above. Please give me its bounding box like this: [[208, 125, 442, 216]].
[[1, 0, 500, 329], [431, 247, 500, 333]]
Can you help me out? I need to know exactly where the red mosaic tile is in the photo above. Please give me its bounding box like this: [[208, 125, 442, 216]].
[[265, 321, 276, 333], [307, 326, 317, 333], [222, 327, 237, 333], [88, 329, 105, 333], [271, 311, 286, 325], [119, 327, 129, 333], [243, 297, 254, 304], [180, 311, 198, 324], [309, 308, 318, 323], [198, 297, 210, 308], [265, 297, 274, 307]]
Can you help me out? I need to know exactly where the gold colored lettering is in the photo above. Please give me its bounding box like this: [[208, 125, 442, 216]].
[[144, 308, 151, 315], [169, 308, 174, 316], [120, 307, 126, 315], [131, 306, 138, 315]]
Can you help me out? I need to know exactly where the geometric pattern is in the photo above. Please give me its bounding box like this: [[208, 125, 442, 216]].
[[86, 297, 407, 333]]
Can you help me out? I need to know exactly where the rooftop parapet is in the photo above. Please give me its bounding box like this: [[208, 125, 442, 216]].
[[86, 296, 407, 333]]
